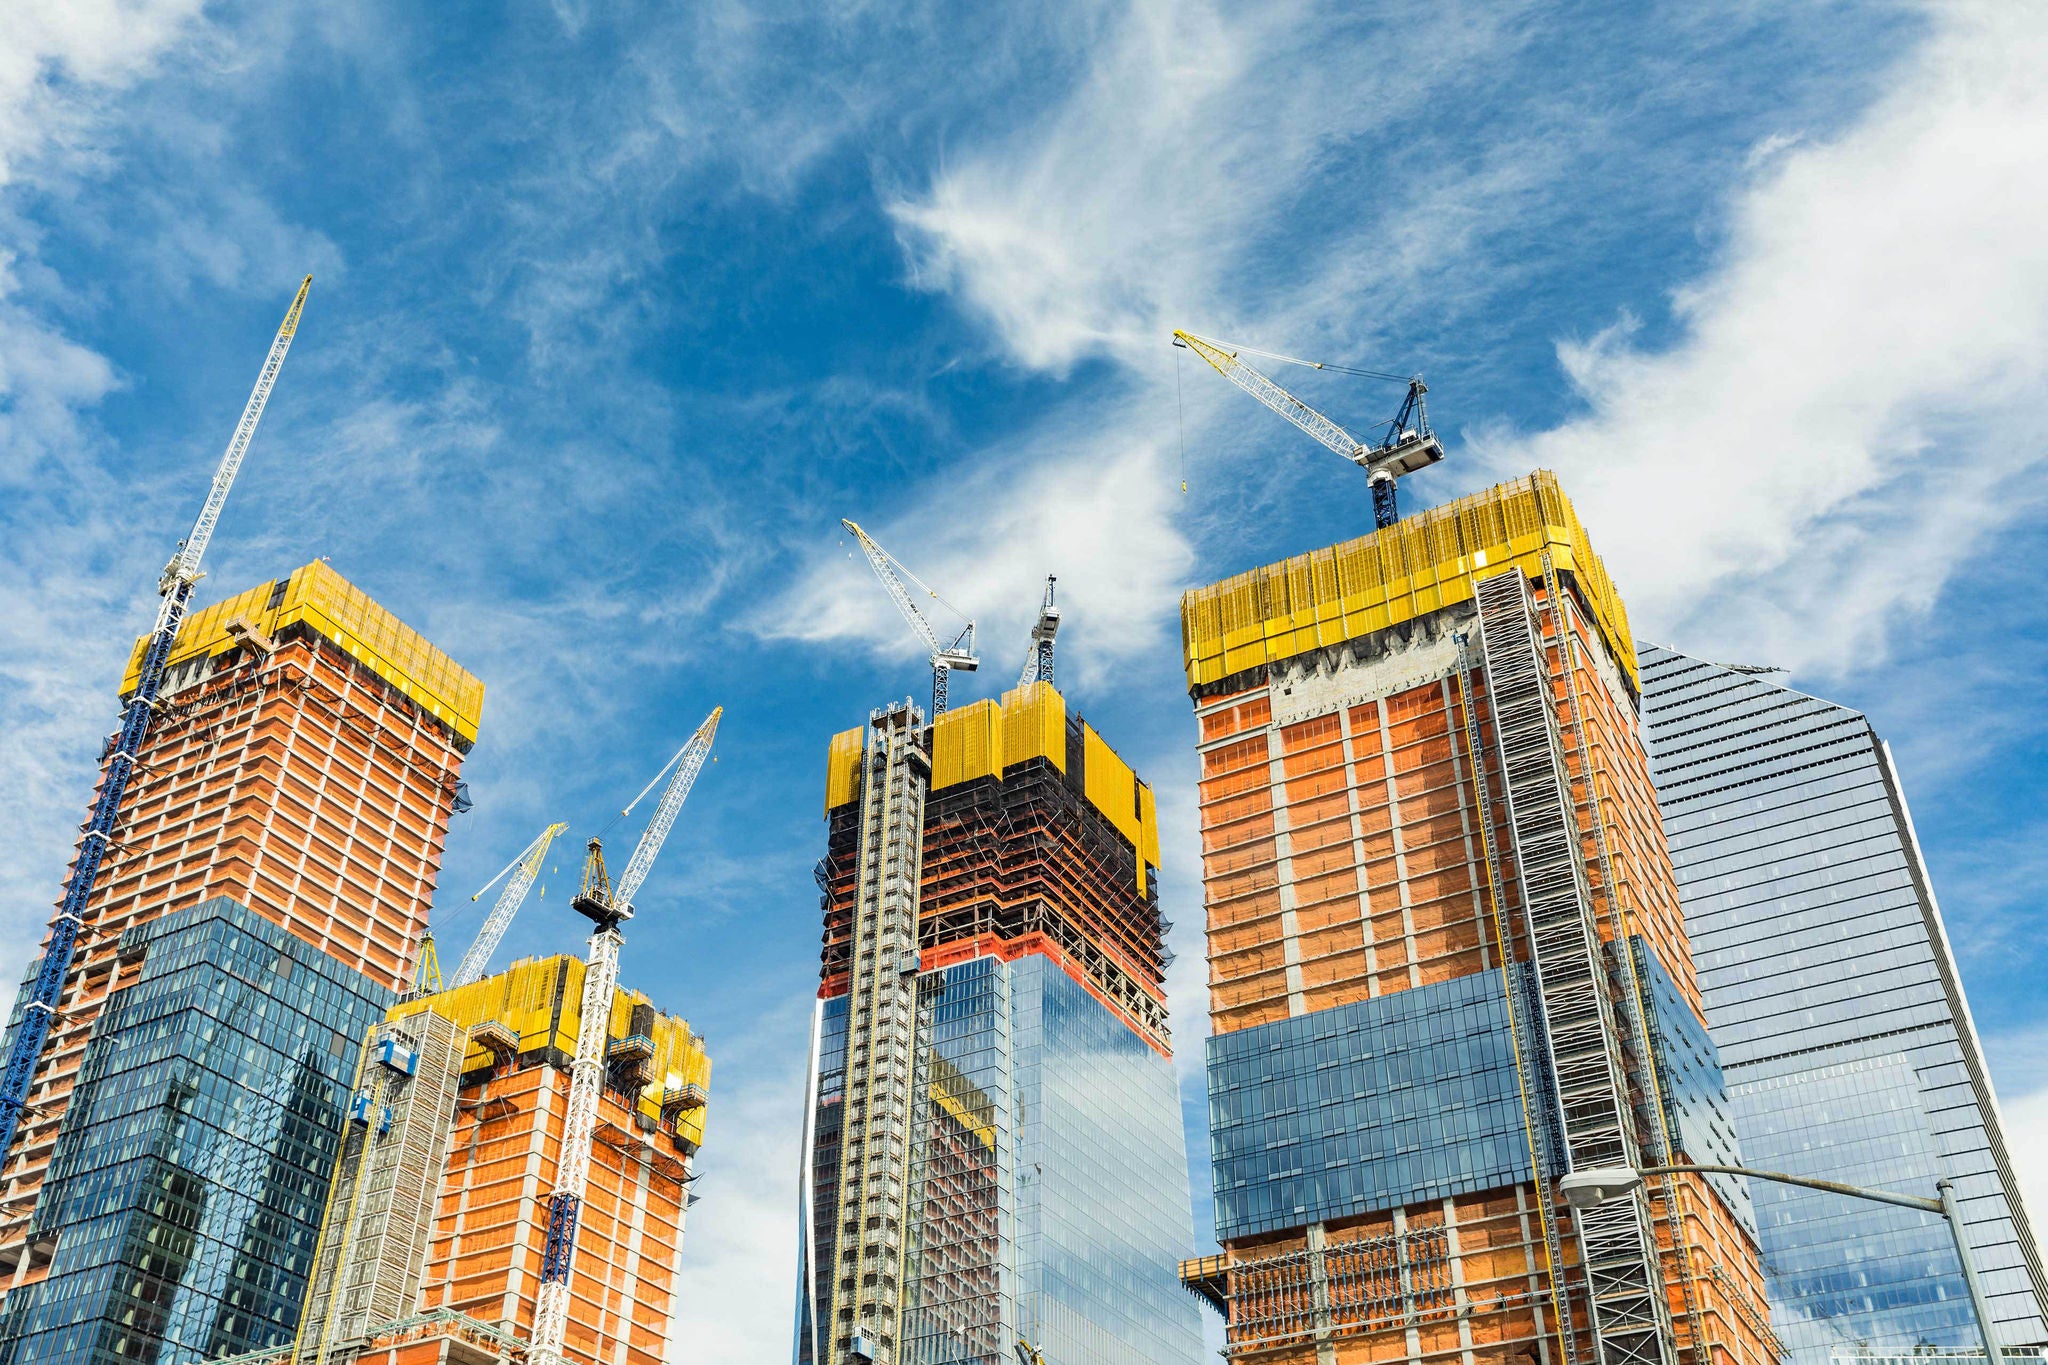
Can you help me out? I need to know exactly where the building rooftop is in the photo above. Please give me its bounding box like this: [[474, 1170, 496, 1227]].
[[1178, 469, 1637, 693], [121, 559, 484, 743]]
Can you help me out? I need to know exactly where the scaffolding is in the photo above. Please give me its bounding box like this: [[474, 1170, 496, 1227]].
[[819, 723, 1172, 1051], [1454, 634, 1582, 1365], [1474, 569, 1671, 1365], [826, 701, 931, 1365], [292, 1009, 466, 1365]]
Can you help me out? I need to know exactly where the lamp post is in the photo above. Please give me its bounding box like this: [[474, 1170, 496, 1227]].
[[1558, 1163, 2003, 1365]]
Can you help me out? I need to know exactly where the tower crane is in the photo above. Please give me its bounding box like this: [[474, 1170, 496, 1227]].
[[841, 519, 978, 715], [446, 821, 570, 990], [1018, 576, 1060, 687], [1172, 329, 1442, 529], [0, 276, 312, 1166], [528, 706, 721, 1365]]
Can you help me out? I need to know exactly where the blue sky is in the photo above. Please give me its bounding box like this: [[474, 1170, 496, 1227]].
[[4, 2, 2048, 1358]]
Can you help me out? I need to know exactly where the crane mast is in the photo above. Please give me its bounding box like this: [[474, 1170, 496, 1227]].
[[449, 821, 570, 990], [842, 519, 977, 714], [1172, 329, 1442, 529], [0, 276, 312, 1168], [528, 707, 720, 1365], [1018, 575, 1060, 687]]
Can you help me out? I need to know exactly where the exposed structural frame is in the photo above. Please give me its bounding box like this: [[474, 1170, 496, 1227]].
[[0, 276, 312, 1168], [1474, 570, 1672, 1365]]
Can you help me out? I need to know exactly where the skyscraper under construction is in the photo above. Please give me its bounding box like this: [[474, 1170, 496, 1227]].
[[1178, 472, 1778, 1365], [287, 954, 711, 1365], [793, 682, 1203, 1365], [0, 561, 482, 1363]]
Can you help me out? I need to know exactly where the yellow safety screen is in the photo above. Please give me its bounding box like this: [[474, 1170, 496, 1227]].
[[931, 700, 1005, 791], [1179, 470, 1638, 692], [391, 954, 713, 1147], [824, 727, 864, 813], [1082, 724, 1157, 895], [1000, 682, 1066, 774], [121, 560, 486, 743], [821, 681, 1159, 892]]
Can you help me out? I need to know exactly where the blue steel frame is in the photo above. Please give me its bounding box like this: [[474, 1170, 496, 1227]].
[[0, 576, 197, 1163]]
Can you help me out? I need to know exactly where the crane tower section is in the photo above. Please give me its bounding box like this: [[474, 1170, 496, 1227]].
[[0, 276, 312, 1171], [825, 701, 930, 1365]]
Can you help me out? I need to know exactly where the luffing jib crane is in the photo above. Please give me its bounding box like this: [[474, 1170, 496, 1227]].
[[842, 519, 978, 714], [0, 276, 313, 1167], [528, 706, 721, 1365], [1172, 329, 1442, 529], [1018, 575, 1060, 687], [448, 821, 570, 990]]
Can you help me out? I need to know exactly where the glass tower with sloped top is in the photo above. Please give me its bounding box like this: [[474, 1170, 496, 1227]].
[[1640, 643, 2048, 1363]]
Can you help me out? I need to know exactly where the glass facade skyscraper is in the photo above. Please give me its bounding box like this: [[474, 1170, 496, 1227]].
[[0, 897, 390, 1365], [1641, 644, 2048, 1362], [796, 684, 1202, 1365], [798, 955, 1202, 1365]]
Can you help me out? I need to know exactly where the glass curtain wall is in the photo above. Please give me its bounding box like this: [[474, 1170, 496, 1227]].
[[796, 953, 1203, 1365], [1640, 644, 2047, 1362], [0, 898, 390, 1365]]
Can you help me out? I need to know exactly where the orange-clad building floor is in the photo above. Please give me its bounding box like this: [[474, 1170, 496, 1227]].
[[0, 563, 479, 1295], [1183, 476, 1781, 1365]]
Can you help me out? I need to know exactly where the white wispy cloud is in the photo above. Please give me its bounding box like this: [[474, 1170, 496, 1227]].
[[752, 411, 1193, 696], [669, 998, 812, 1362], [1480, 1, 2048, 675]]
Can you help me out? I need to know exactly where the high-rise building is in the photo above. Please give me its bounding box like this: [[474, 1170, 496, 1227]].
[[1639, 645, 2048, 1362], [0, 563, 481, 1336], [1178, 472, 1778, 1365], [0, 898, 393, 1365], [288, 954, 711, 1365], [793, 684, 1204, 1365]]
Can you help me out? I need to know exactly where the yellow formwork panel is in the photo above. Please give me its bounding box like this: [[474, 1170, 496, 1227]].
[[824, 727, 864, 813], [121, 559, 485, 742], [1082, 723, 1159, 895], [931, 700, 1004, 792], [1139, 783, 1161, 870], [1179, 470, 1638, 692], [1000, 681, 1066, 773], [391, 954, 712, 1147]]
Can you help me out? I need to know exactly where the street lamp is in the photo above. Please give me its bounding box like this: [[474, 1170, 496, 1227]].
[[1558, 1162, 2004, 1365]]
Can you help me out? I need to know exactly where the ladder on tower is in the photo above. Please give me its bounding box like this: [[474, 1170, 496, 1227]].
[[1535, 559, 1710, 1365], [1473, 570, 1672, 1365], [1452, 638, 1582, 1365], [825, 700, 929, 1365]]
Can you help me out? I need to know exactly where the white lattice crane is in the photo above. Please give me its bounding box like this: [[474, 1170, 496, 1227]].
[[0, 277, 312, 1164], [1172, 329, 1442, 529], [445, 821, 570, 990], [842, 519, 977, 714], [1017, 575, 1059, 687], [528, 705, 721, 1365]]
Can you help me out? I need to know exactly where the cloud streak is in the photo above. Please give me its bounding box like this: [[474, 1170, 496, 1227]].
[[1483, 2, 2048, 675]]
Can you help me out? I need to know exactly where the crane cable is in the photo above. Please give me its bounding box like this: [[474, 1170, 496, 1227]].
[[1175, 344, 1189, 493], [1196, 332, 1413, 384]]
